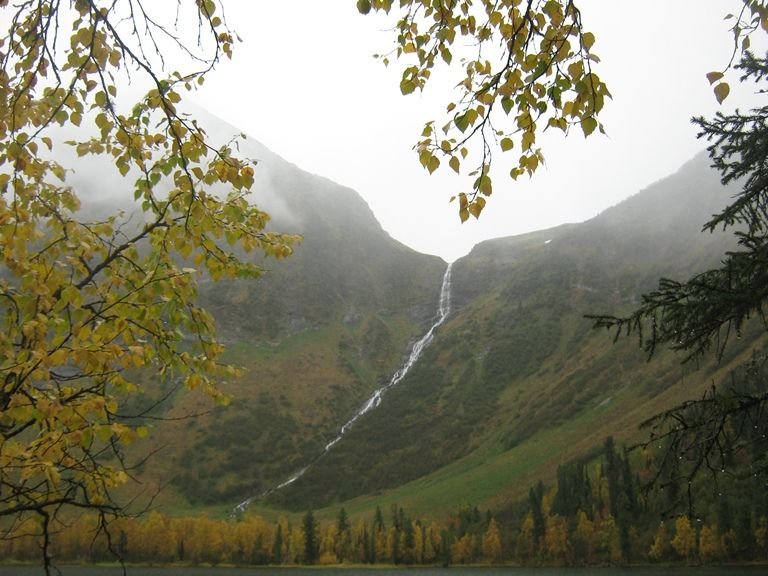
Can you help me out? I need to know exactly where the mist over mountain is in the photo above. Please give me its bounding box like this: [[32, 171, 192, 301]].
[[264, 151, 764, 513], [114, 108, 448, 504], [55, 107, 762, 515]]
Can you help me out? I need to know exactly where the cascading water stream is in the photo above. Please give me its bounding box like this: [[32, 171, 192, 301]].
[[234, 262, 453, 514], [324, 261, 453, 452]]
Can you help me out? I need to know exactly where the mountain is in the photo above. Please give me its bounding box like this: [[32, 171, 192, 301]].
[[65, 109, 763, 518], [261, 152, 766, 515], [57, 107, 447, 506]]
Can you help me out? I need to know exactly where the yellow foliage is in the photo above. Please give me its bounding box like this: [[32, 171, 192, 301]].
[[0, 0, 296, 565], [671, 516, 697, 562], [361, 0, 609, 218], [482, 517, 502, 563], [648, 521, 670, 561], [698, 523, 721, 564], [360, 0, 767, 220]]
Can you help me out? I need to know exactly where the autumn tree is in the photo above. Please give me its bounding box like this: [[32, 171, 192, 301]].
[[648, 521, 670, 562], [756, 516, 768, 560], [0, 1, 294, 573], [543, 513, 569, 562], [516, 511, 537, 561], [671, 516, 697, 563], [450, 532, 476, 564], [424, 520, 442, 563], [318, 522, 339, 565], [595, 514, 622, 565], [135, 511, 176, 563], [572, 510, 595, 563], [411, 519, 425, 563], [698, 523, 722, 564], [481, 517, 502, 563]]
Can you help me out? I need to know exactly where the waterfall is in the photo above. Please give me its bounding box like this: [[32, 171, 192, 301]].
[[234, 262, 453, 513], [324, 261, 453, 451]]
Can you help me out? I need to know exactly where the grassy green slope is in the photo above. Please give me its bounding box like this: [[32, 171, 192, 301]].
[[258, 152, 766, 520]]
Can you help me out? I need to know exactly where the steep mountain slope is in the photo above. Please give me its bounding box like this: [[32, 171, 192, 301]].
[[164, 113, 447, 505], [59, 108, 447, 507], [263, 152, 766, 515]]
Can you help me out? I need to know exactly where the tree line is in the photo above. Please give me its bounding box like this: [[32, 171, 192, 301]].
[[1, 435, 766, 567]]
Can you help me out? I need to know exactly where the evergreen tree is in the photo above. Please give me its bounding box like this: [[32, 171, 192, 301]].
[[302, 510, 318, 565], [604, 437, 620, 519], [371, 506, 385, 563], [335, 507, 351, 562], [591, 51, 768, 503], [528, 481, 546, 552], [374, 506, 385, 531], [272, 523, 284, 565], [362, 524, 372, 564]]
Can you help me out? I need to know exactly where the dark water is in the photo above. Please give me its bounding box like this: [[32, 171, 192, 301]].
[[0, 566, 764, 576]]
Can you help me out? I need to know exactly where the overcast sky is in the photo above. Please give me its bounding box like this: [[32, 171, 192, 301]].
[[191, 1, 764, 262]]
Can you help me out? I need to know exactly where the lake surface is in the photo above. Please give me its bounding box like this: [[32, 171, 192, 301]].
[[0, 566, 765, 576]]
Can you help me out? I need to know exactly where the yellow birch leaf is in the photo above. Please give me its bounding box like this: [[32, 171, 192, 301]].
[[714, 82, 730, 104], [706, 71, 724, 85]]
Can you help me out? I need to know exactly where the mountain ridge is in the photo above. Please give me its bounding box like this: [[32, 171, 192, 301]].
[[69, 111, 758, 519], [112, 107, 450, 506], [257, 148, 765, 515]]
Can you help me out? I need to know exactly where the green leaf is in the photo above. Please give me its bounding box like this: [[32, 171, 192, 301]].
[[522, 131, 534, 150], [455, 114, 469, 133], [427, 155, 440, 174], [449, 156, 460, 173], [500, 137, 514, 152], [476, 174, 492, 196], [356, 0, 371, 13], [400, 79, 417, 95], [580, 117, 598, 137]]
